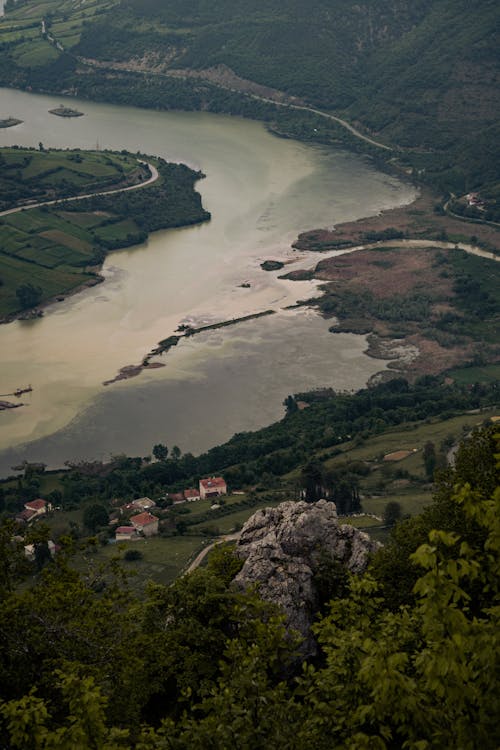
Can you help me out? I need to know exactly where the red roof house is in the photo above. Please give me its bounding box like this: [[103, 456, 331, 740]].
[[184, 488, 201, 502], [130, 511, 159, 537], [199, 477, 227, 499], [25, 499, 47, 513], [16, 509, 37, 524]]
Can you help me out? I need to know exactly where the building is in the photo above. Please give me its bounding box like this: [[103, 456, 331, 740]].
[[16, 498, 50, 524], [115, 526, 138, 542], [130, 497, 156, 511], [169, 493, 186, 505], [184, 488, 201, 502], [199, 477, 227, 500], [130, 511, 159, 537], [24, 498, 49, 517]]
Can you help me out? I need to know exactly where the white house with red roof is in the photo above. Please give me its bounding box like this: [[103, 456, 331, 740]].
[[115, 526, 138, 542], [16, 498, 50, 524], [25, 498, 49, 515], [199, 477, 227, 500], [130, 511, 159, 537], [184, 488, 201, 502]]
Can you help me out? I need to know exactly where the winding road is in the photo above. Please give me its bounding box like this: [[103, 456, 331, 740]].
[[0, 160, 159, 217], [184, 532, 241, 575]]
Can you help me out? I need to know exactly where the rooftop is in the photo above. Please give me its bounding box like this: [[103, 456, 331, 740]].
[[130, 512, 158, 527]]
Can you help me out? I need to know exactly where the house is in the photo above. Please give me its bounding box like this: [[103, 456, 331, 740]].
[[16, 509, 37, 524], [24, 539, 58, 560], [16, 498, 51, 524], [24, 498, 49, 517], [130, 497, 156, 511], [121, 497, 156, 515], [184, 488, 201, 502], [130, 511, 159, 537], [115, 526, 138, 542], [199, 477, 227, 499], [169, 493, 186, 505]]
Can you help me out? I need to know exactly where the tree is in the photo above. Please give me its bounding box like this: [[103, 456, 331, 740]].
[[383, 500, 402, 527], [423, 440, 436, 479], [171, 445, 181, 461], [15, 283, 43, 310], [82, 503, 108, 532], [301, 461, 324, 503], [152, 443, 168, 462]]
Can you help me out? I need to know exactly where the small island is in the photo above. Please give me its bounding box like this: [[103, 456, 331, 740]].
[[0, 117, 22, 128], [260, 259, 284, 271], [49, 106, 84, 118]]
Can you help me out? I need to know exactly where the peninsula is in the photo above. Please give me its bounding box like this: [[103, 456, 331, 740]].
[[0, 147, 210, 321]]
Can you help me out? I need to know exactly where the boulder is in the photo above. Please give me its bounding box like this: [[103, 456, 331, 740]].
[[233, 499, 380, 654]]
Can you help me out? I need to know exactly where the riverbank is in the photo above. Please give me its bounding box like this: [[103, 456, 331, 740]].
[[281, 240, 500, 379], [293, 187, 500, 255]]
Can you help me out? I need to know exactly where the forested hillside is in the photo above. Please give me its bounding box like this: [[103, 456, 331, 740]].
[[0, 0, 498, 194]]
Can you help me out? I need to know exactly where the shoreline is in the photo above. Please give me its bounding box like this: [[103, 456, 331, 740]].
[[282, 238, 499, 379]]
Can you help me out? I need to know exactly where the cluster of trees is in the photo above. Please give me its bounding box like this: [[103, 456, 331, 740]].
[[0, 425, 498, 747], [64, 159, 210, 235], [15, 282, 42, 309]]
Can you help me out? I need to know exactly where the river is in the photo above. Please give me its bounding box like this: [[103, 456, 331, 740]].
[[0, 87, 416, 474]]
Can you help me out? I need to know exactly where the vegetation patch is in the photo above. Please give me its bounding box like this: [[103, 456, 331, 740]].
[[294, 245, 500, 378]]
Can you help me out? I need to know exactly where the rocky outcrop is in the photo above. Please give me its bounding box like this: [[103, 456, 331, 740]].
[[233, 500, 380, 654]]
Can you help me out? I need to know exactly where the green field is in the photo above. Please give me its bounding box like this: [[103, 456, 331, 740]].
[[447, 364, 500, 385], [72, 535, 208, 593]]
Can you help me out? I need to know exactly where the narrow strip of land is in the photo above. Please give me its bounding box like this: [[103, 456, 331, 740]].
[[0, 160, 159, 217]]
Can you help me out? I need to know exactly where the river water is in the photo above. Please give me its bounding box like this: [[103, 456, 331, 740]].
[[0, 87, 416, 473]]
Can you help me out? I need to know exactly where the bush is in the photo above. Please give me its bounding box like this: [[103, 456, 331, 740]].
[[124, 549, 143, 561]]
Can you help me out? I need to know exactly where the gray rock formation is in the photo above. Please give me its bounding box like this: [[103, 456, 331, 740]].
[[233, 499, 380, 654]]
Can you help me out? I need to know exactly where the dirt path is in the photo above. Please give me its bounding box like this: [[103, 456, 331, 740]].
[[333, 238, 500, 263], [184, 532, 241, 574], [0, 161, 159, 217]]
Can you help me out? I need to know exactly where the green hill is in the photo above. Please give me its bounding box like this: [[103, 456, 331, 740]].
[[0, 0, 497, 194]]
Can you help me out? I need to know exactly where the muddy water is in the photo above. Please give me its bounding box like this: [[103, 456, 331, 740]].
[[0, 87, 416, 472]]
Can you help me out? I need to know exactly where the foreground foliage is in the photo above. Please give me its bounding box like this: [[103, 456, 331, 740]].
[[0, 426, 499, 747]]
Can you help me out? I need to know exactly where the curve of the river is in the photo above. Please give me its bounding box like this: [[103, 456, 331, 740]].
[[0, 87, 417, 475]]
